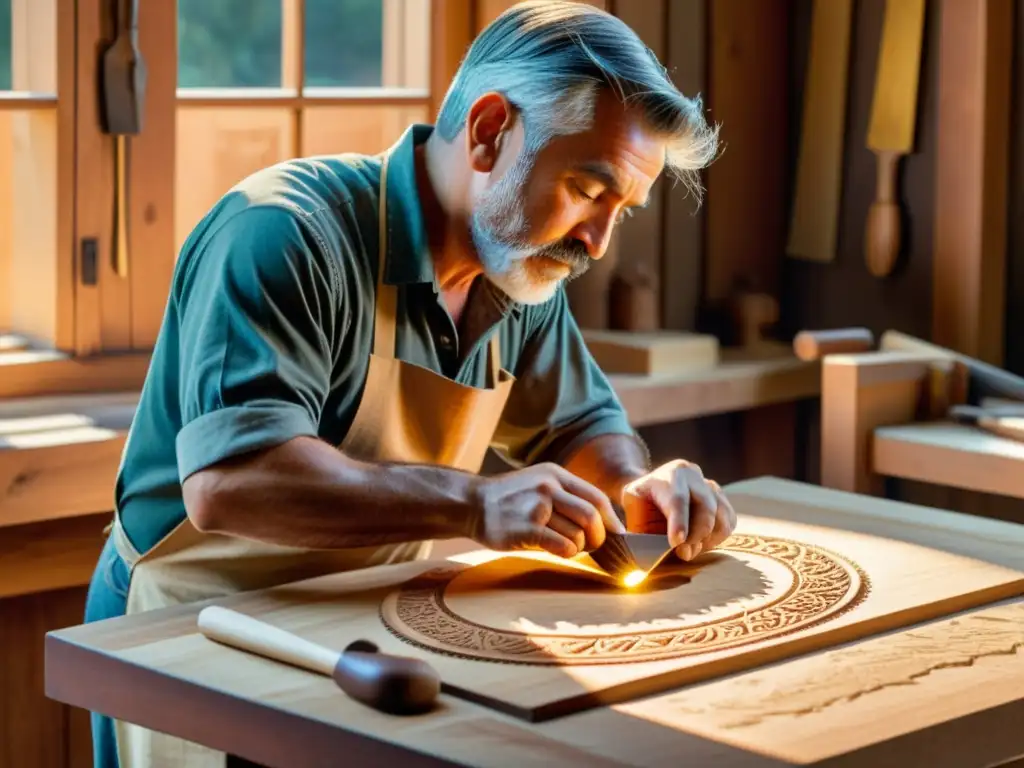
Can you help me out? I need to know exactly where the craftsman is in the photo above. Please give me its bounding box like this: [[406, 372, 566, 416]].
[[83, 2, 732, 766]]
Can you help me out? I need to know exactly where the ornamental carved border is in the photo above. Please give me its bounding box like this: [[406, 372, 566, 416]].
[[379, 535, 871, 666]]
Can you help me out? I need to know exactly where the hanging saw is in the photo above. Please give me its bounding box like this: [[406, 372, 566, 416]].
[[100, 0, 146, 280]]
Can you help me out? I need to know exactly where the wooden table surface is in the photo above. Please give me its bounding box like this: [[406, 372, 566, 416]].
[[45, 478, 1024, 768], [874, 420, 1024, 500]]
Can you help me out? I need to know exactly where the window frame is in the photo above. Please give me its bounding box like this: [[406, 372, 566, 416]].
[[1, 0, 472, 399]]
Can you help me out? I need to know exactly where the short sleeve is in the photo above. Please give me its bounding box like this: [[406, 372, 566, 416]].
[[491, 288, 635, 467], [174, 207, 339, 482]]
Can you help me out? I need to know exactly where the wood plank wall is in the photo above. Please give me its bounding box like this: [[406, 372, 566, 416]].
[[468, 1, 790, 339]]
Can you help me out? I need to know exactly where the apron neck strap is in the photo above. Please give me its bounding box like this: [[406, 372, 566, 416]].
[[488, 334, 501, 386], [373, 154, 398, 359], [373, 152, 505, 382]]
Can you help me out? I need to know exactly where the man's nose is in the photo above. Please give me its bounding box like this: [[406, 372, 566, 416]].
[[574, 211, 617, 260]]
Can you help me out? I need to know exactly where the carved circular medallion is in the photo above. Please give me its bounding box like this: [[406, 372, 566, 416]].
[[379, 535, 869, 665]]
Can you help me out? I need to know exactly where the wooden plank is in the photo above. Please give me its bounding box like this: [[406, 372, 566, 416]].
[[73, 0, 111, 355], [583, 329, 719, 375], [611, 0, 666, 325], [932, 0, 1013, 366], [704, 0, 789, 304], [43, 479, 1024, 767], [723, 475, 1024, 570], [0, 352, 149, 398], [54, 0, 76, 352], [429, 0, 474, 119], [0, 393, 136, 526], [0, 514, 109, 599], [615, 599, 1024, 767], [0, 111, 10, 333], [819, 351, 940, 494], [127, 0, 177, 349], [1, 587, 93, 768], [610, 348, 818, 427], [874, 421, 1024, 501], [661, 0, 707, 332], [785, 0, 853, 263]]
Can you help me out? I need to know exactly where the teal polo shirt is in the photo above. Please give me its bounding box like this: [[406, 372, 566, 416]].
[[116, 124, 635, 555]]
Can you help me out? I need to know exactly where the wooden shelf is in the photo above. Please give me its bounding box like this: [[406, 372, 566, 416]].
[[610, 345, 819, 427], [874, 421, 1024, 500], [0, 348, 818, 529], [0, 348, 150, 398], [0, 392, 138, 527]]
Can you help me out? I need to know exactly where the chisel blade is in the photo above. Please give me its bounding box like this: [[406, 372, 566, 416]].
[[587, 532, 678, 583]]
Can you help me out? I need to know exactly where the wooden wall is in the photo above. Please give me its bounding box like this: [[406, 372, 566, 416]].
[[1, 587, 93, 768], [782, 0, 1020, 373], [781, 0, 938, 346]]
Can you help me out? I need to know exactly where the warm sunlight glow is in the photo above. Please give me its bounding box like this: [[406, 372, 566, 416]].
[[622, 570, 648, 588]]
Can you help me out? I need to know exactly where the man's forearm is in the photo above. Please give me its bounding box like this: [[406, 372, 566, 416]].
[[562, 432, 651, 516], [183, 436, 478, 549]]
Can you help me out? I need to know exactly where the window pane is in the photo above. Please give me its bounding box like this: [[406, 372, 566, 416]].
[[0, 0, 10, 91], [305, 0, 430, 90], [0, 109, 58, 342], [177, 0, 283, 89], [1, 0, 56, 96], [301, 104, 429, 157], [175, 107, 295, 253]]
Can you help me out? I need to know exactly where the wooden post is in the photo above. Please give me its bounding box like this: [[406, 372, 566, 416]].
[[819, 352, 940, 494], [931, 0, 1012, 366]]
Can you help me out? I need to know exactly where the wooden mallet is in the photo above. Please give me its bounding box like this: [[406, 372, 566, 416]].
[[197, 606, 441, 716]]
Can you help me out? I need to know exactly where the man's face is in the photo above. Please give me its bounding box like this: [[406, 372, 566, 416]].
[[470, 92, 666, 305]]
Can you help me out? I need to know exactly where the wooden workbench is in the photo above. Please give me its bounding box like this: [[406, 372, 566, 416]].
[[1, 349, 818, 766], [874, 421, 1024, 501], [45, 478, 1024, 768]]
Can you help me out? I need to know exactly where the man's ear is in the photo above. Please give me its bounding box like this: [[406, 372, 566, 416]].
[[465, 92, 515, 173]]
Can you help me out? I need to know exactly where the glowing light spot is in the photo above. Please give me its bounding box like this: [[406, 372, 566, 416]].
[[622, 570, 648, 588]]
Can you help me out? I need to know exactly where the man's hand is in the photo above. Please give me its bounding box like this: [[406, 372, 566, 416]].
[[620, 460, 736, 561], [469, 463, 626, 559]]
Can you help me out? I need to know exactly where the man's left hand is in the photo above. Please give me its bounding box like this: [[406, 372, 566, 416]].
[[620, 460, 737, 561]]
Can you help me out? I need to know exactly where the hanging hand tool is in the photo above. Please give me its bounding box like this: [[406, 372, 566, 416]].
[[864, 0, 926, 278], [100, 0, 146, 280], [786, 0, 854, 263]]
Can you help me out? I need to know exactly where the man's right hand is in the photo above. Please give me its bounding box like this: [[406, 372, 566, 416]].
[[467, 463, 626, 559]]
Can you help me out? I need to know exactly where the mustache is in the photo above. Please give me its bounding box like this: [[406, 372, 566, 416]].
[[533, 240, 591, 273]]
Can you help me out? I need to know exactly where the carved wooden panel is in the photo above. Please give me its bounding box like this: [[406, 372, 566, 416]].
[[381, 534, 867, 665]]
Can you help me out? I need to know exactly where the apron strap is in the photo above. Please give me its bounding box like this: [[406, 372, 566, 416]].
[[373, 154, 398, 359], [375, 151, 504, 387], [488, 333, 501, 386]]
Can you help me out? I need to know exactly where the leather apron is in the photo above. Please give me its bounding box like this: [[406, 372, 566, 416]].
[[109, 153, 516, 768]]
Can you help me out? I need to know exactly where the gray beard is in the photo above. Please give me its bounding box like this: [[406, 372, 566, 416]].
[[469, 151, 590, 304]]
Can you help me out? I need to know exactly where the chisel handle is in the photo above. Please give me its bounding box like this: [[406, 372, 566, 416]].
[[866, 149, 902, 278], [197, 606, 440, 715]]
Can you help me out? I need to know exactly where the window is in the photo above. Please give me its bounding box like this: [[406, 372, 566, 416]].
[[0, 0, 61, 355], [175, 0, 431, 254], [2, 0, 448, 398]]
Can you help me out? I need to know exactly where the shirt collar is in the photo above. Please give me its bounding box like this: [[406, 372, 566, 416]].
[[381, 123, 523, 318]]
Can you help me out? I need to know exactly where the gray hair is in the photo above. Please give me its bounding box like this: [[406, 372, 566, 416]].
[[434, 0, 720, 203]]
